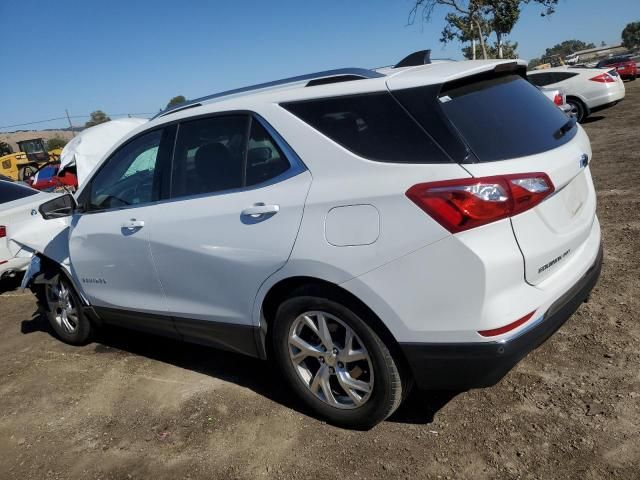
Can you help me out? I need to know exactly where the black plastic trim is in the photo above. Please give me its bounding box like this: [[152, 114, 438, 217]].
[[94, 307, 181, 340], [93, 307, 260, 358], [400, 243, 603, 390]]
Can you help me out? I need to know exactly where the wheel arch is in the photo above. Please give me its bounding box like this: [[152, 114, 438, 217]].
[[29, 254, 90, 307], [258, 275, 408, 369]]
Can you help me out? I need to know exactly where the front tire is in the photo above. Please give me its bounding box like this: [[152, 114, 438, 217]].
[[37, 274, 92, 345], [272, 294, 405, 429]]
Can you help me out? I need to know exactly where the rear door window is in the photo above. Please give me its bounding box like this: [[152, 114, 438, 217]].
[[170, 115, 294, 199], [435, 74, 576, 162]]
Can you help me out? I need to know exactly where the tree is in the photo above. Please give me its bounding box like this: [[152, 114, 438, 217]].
[[622, 21, 640, 50], [541, 40, 596, 59], [440, 8, 491, 59], [528, 57, 542, 69], [166, 95, 186, 109], [46, 136, 68, 151], [84, 110, 111, 128], [409, 1, 559, 59], [411, 1, 489, 59], [482, 0, 520, 59], [463, 40, 518, 59], [0, 141, 12, 156]]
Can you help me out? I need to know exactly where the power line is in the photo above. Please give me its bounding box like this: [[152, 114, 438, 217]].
[[0, 112, 156, 130]]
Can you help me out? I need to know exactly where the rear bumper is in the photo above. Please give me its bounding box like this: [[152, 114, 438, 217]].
[[590, 98, 623, 113], [589, 87, 625, 110], [401, 243, 603, 390]]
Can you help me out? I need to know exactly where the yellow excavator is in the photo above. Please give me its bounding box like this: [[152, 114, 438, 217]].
[[0, 138, 62, 181]]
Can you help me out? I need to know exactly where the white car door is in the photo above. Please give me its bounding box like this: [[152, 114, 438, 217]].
[[148, 114, 311, 354], [69, 127, 176, 334]]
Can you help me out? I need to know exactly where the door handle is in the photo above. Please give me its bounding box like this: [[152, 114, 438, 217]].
[[121, 219, 145, 229], [241, 203, 280, 218]]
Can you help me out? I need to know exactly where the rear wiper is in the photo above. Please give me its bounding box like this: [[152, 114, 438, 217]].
[[553, 117, 577, 139]]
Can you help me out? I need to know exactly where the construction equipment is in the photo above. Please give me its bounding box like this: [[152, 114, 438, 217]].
[[533, 54, 566, 71], [0, 138, 62, 181]]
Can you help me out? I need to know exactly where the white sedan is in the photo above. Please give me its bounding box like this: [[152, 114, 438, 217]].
[[528, 66, 625, 122], [0, 181, 57, 280]]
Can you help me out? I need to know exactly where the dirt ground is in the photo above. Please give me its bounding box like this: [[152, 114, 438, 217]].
[[1, 82, 639, 480]]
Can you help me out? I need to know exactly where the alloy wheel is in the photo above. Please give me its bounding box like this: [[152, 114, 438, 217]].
[[288, 311, 374, 409], [45, 278, 79, 334]]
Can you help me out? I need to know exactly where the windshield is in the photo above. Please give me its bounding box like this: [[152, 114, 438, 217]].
[[19, 140, 45, 154]]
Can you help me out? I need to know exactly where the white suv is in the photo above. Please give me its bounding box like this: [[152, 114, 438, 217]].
[[23, 56, 602, 428]]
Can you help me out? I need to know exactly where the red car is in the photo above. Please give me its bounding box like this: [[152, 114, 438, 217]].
[[596, 56, 638, 80], [27, 163, 78, 192]]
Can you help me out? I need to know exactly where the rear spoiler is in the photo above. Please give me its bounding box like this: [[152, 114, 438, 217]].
[[440, 62, 527, 95]]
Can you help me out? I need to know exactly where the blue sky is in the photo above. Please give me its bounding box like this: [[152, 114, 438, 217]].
[[1, 0, 638, 132]]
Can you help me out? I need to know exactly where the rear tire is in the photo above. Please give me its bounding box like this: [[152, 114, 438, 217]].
[[567, 98, 586, 123], [36, 274, 92, 345], [272, 293, 406, 429]]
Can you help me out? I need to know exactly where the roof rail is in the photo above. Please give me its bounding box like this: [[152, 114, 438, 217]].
[[154, 68, 383, 119], [394, 49, 432, 68]]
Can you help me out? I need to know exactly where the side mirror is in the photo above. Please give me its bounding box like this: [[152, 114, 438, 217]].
[[39, 193, 76, 220]]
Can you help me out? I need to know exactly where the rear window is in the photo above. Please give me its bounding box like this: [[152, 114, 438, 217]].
[[0, 180, 38, 204], [281, 92, 450, 163], [435, 74, 576, 162]]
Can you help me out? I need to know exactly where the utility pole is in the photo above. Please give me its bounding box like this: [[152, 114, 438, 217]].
[[65, 109, 75, 137]]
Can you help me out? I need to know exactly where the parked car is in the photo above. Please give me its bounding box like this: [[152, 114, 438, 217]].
[[527, 66, 625, 122], [595, 56, 638, 80], [0, 181, 55, 280], [538, 86, 572, 116], [19, 57, 602, 428], [27, 163, 78, 192]]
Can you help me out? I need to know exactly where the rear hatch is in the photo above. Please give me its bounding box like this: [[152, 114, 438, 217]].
[[388, 62, 596, 285]]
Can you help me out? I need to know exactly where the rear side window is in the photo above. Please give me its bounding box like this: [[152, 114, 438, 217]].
[[281, 92, 450, 163], [528, 72, 552, 86], [552, 72, 578, 82], [528, 71, 576, 86], [0, 180, 38, 204], [437, 75, 576, 162]]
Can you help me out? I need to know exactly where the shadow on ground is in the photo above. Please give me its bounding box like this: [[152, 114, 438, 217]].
[[582, 115, 605, 124], [19, 312, 457, 428]]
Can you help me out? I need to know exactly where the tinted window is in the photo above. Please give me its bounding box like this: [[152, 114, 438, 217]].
[[246, 120, 290, 186], [87, 129, 169, 211], [552, 72, 578, 82], [437, 75, 576, 162], [528, 72, 552, 86], [0, 180, 38, 204], [282, 92, 450, 163], [171, 115, 248, 198], [171, 116, 292, 198]]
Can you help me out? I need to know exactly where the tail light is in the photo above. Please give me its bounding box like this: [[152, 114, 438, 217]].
[[406, 173, 555, 233], [0, 226, 5, 238], [553, 93, 563, 106], [589, 73, 615, 83]]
